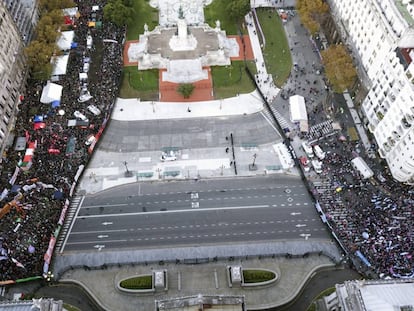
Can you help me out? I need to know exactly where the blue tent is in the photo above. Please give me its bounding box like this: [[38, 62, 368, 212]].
[[33, 115, 44, 123], [53, 190, 64, 200], [71, 42, 78, 49], [51, 100, 60, 108]]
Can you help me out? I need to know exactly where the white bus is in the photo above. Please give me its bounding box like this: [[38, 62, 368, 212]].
[[351, 157, 374, 179]]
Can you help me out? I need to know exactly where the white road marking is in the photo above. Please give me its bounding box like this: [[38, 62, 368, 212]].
[[82, 203, 128, 209], [71, 229, 128, 235], [76, 204, 270, 218], [60, 196, 85, 253], [67, 239, 127, 245]]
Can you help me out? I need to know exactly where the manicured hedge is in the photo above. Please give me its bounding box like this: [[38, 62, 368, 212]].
[[243, 269, 276, 283], [119, 275, 152, 290]]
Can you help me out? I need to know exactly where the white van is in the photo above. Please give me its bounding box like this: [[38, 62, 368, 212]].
[[87, 105, 101, 116], [312, 159, 323, 174], [313, 145, 326, 160], [301, 141, 314, 158]]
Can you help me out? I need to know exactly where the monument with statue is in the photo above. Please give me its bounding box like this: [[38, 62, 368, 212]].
[[127, 0, 240, 84]]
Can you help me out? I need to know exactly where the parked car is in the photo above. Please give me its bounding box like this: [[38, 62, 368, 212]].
[[74, 110, 88, 122], [83, 62, 90, 73], [160, 151, 177, 162], [313, 145, 326, 160], [85, 134, 96, 146], [312, 159, 323, 174], [301, 141, 314, 158], [87, 105, 101, 116], [300, 156, 310, 172]]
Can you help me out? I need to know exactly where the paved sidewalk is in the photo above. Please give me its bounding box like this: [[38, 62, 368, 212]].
[[58, 251, 338, 311], [112, 90, 264, 121]]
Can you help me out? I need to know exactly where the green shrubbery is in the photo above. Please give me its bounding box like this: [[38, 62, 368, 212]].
[[243, 269, 275, 283], [119, 275, 152, 289]]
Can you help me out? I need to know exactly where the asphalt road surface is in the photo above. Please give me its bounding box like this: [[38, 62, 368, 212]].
[[63, 176, 330, 252], [99, 113, 280, 152]]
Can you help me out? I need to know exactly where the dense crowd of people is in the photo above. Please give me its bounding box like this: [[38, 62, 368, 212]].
[[310, 139, 414, 278], [0, 0, 123, 281], [0, 0, 412, 283]]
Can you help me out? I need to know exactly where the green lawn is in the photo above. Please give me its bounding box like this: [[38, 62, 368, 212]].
[[126, 0, 159, 40], [119, 66, 159, 100], [204, 0, 243, 35], [212, 61, 257, 98], [256, 8, 292, 87]]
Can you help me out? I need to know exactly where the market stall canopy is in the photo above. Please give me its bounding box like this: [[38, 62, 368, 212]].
[[289, 95, 307, 122], [33, 115, 44, 123], [14, 137, 26, 151], [51, 54, 70, 76], [92, 5, 99, 11], [62, 7, 78, 17], [51, 100, 60, 108], [33, 122, 46, 130], [79, 72, 88, 80], [40, 82, 63, 103], [57, 31, 75, 51]]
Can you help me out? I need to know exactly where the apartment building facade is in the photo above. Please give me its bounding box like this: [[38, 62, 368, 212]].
[[0, 2, 26, 157], [2, 0, 39, 43], [329, 0, 414, 183]]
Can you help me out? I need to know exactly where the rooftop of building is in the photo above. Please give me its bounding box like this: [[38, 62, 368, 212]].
[[156, 294, 245, 311], [395, 0, 414, 27], [340, 278, 414, 311]]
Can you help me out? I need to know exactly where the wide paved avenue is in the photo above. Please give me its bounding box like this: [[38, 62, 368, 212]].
[[63, 176, 330, 252]]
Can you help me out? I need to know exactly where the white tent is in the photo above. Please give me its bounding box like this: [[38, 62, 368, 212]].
[[289, 95, 307, 122], [57, 31, 75, 51], [51, 54, 70, 76], [79, 72, 88, 80], [62, 7, 78, 17], [40, 82, 63, 103]]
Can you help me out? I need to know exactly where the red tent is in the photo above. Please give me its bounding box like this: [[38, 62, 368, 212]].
[[33, 122, 46, 130]]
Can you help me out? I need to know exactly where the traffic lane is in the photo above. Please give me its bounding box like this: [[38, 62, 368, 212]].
[[77, 192, 311, 215], [73, 202, 321, 231], [84, 175, 306, 202], [81, 183, 309, 208], [64, 226, 328, 252], [69, 215, 323, 242], [65, 206, 328, 251]]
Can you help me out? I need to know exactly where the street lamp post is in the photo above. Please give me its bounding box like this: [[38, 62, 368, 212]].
[[123, 161, 133, 177], [249, 153, 258, 171]]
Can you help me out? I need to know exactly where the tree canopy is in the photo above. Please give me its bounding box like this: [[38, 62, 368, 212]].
[[25, 41, 55, 80], [226, 0, 250, 21], [39, 0, 76, 13], [321, 44, 357, 93], [297, 0, 329, 34], [26, 0, 71, 80], [104, 0, 134, 26]]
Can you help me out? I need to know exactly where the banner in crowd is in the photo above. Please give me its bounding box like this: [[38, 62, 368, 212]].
[[43, 236, 56, 265], [58, 199, 70, 225]]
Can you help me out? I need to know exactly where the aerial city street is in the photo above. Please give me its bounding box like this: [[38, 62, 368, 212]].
[[0, 0, 413, 310]]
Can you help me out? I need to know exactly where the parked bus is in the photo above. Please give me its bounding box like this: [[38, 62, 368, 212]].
[[351, 157, 374, 179]]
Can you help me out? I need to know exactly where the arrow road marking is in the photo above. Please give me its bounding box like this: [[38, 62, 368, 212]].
[[290, 212, 302, 215], [102, 222, 113, 225], [97, 235, 109, 239], [295, 224, 307, 228]]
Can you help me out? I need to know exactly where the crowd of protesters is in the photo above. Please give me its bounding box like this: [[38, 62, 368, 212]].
[[309, 137, 414, 278], [0, 0, 124, 281]]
